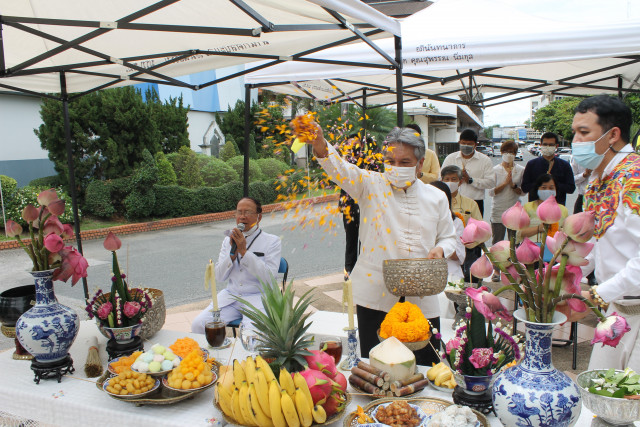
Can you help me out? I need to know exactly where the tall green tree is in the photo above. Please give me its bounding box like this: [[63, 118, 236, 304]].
[[145, 88, 190, 153], [531, 97, 581, 142]]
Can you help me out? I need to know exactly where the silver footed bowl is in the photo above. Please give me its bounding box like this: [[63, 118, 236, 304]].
[[382, 258, 447, 297], [576, 369, 640, 425]]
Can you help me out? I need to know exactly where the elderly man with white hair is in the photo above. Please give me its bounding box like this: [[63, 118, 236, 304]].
[[300, 123, 457, 366]]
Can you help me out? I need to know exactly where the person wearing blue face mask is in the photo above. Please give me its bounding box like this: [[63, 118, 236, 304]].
[[517, 173, 568, 246], [564, 95, 640, 372]]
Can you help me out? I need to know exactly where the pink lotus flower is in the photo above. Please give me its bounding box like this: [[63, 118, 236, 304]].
[[47, 199, 65, 216], [97, 302, 113, 320], [489, 241, 511, 263], [516, 238, 540, 264], [22, 204, 39, 222], [5, 220, 23, 237], [43, 234, 64, 253], [469, 348, 493, 369], [546, 231, 593, 266], [461, 218, 492, 248], [563, 211, 595, 243], [465, 286, 513, 321], [103, 231, 122, 252], [123, 301, 141, 318], [61, 224, 74, 239], [446, 337, 461, 354], [592, 313, 631, 348], [43, 217, 64, 236], [502, 201, 530, 230], [52, 246, 88, 286], [501, 264, 521, 286], [470, 255, 494, 279], [37, 188, 58, 206], [550, 264, 586, 312], [536, 196, 562, 224]]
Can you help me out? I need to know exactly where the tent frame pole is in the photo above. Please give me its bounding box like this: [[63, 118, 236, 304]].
[[362, 87, 367, 139], [60, 71, 89, 300], [243, 84, 252, 197], [394, 35, 403, 127]]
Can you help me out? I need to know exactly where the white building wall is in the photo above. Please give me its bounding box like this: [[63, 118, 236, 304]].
[[0, 93, 46, 161]]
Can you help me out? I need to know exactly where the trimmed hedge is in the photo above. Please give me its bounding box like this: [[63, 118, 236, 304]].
[[28, 175, 63, 188], [3, 186, 77, 227], [152, 181, 243, 218], [84, 180, 116, 218], [256, 158, 289, 180], [201, 157, 239, 187], [227, 155, 263, 183], [249, 181, 277, 206]]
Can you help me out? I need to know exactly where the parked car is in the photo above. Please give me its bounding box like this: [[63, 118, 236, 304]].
[[476, 145, 491, 156], [558, 147, 572, 154], [515, 149, 524, 161], [492, 143, 503, 157]]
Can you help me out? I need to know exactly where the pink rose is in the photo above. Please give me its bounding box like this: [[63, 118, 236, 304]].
[[536, 196, 562, 224], [37, 188, 58, 206], [47, 199, 66, 217], [592, 313, 631, 348], [52, 247, 88, 286], [489, 241, 511, 263], [43, 234, 64, 253], [516, 238, 540, 265], [97, 302, 113, 320], [123, 301, 141, 318], [22, 204, 39, 222], [446, 337, 461, 354], [461, 218, 492, 248], [563, 211, 595, 243], [469, 348, 493, 369], [103, 232, 122, 252], [465, 286, 513, 321], [501, 202, 530, 230], [470, 255, 494, 279], [5, 220, 23, 237]]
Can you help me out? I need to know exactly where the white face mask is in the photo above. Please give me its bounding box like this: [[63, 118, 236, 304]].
[[540, 146, 556, 157], [538, 189, 556, 201], [384, 165, 417, 188], [445, 181, 459, 193], [502, 153, 515, 164]]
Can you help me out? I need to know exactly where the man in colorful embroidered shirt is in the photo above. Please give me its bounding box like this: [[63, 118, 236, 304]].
[[569, 95, 640, 371]]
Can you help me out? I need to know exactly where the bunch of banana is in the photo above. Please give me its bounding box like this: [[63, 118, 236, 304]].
[[216, 356, 326, 427], [426, 362, 456, 389]]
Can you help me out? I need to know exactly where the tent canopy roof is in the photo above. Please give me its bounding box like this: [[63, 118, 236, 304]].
[[0, 0, 400, 96], [246, 0, 640, 107]]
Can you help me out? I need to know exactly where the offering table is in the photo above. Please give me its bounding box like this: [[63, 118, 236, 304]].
[[0, 318, 634, 426]]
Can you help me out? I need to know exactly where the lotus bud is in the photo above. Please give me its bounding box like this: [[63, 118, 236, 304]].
[[516, 238, 540, 264], [536, 195, 562, 224], [22, 204, 39, 222], [61, 224, 74, 239], [545, 231, 567, 254], [563, 240, 594, 266], [470, 255, 494, 279], [489, 240, 511, 263], [5, 220, 23, 237], [37, 188, 58, 206], [563, 210, 595, 243], [103, 231, 122, 251], [461, 218, 492, 248], [43, 217, 64, 236], [501, 201, 530, 230], [592, 313, 631, 348], [47, 199, 65, 216], [43, 233, 64, 253]]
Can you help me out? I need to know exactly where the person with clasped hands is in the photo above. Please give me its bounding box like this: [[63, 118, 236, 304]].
[[564, 95, 640, 371], [191, 197, 281, 334], [299, 120, 457, 366]]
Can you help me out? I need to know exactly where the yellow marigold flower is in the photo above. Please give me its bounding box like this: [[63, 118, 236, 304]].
[[379, 302, 430, 342]]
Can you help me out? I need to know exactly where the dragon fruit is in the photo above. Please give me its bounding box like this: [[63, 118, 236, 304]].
[[323, 390, 347, 417], [298, 368, 334, 405], [333, 371, 347, 392], [304, 349, 337, 378]]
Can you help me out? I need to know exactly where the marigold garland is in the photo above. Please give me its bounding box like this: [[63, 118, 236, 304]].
[[379, 301, 430, 342]]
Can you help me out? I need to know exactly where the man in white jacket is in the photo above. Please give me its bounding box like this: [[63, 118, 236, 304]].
[[191, 197, 281, 334], [302, 122, 457, 366]]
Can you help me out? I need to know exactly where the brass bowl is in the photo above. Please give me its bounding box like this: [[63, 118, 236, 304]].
[[382, 258, 447, 297]]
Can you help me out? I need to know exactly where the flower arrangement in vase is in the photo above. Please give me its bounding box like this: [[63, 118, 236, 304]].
[[461, 196, 630, 427], [6, 188, 88, 366], [86, 232, 152, 343]]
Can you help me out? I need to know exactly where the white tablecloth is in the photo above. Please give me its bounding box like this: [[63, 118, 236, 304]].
[[0, 319, 631, 427]]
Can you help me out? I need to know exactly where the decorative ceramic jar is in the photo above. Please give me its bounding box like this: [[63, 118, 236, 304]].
[[453, 372, 497, 395], [15, 270, 79, 363], [492, 309, 581, 427], [99, 323, 142, 344]]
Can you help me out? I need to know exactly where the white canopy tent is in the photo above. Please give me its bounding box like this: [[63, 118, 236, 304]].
[[245, 0, 640, 108], [0, 0, 400, 297]]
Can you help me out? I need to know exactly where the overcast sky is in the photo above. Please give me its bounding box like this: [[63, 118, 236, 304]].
[[483, 96, 532, 127]]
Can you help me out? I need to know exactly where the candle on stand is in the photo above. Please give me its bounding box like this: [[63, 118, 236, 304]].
[[345, 279, 354, 329], [204, 260, 219, 311]]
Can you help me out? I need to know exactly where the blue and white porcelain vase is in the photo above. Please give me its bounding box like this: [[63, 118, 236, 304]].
[[16, 270, 79, 363], [492, 309, 581, 427]]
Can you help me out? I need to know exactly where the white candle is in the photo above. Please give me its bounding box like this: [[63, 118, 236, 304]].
[[204, 260, 218, 311], [345, 279, 354, 329]]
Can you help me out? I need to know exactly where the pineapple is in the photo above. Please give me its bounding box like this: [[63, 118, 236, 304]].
[[234, 278, 315, 373]]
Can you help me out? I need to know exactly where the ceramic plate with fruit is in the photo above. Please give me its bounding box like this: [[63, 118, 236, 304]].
[[426, 362, 456, 393], [163, 349, 218, 392], [130, 344, 181, 377], [102, 372, 161, 399]]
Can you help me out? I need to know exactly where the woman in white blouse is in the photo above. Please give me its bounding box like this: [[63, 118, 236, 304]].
[[489, 140, 524, 281]]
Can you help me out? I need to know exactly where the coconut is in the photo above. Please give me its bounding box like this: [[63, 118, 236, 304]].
[[369, 336, 416, 382]]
